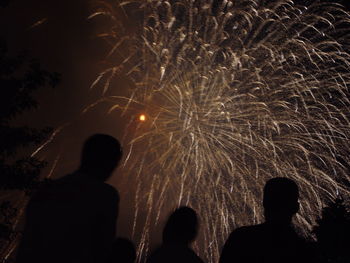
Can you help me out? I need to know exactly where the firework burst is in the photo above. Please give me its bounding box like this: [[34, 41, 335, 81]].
[[91, 0, 350, 261]]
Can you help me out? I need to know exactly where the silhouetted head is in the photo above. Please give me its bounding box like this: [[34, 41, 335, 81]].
[[79, 134, 122, 181], [163, 206, 198, 245], [107, 238, 136, 263], [263, 177, 299, 223]]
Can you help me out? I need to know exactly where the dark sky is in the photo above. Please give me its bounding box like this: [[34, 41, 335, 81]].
[[2, 0, 101, 120], [0, 0, 136, 173]]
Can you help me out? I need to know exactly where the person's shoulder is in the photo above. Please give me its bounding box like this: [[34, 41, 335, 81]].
[[147, 246, 166, 263], [97, 182, 119, 201], [230, 223, 263, 235], [105, 183, 119, 199], [149, 245, 203, 263], [227, 223, 265, 244], [186, 247, 204, 263], [27, 177, 65, 203], [89, 182, 119, 214]]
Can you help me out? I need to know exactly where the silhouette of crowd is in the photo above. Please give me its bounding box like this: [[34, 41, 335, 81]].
[[16, 134, 349, 263]]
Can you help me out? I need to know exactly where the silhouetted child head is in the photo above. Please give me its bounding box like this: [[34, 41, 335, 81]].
[[163, 206, 198, 245], [79, 134, 123, 181], [107, 238, 136, 263], [263, 177, 299, 223]]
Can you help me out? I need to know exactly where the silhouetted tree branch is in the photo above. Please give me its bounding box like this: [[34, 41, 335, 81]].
[[313, 197, 350, 263], [0, 37, 60, 257]]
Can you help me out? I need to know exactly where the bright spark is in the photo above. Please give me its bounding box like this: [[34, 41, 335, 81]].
[[139, 114, 146, 122]]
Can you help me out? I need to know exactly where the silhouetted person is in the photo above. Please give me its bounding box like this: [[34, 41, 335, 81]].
[[106, 237, 136, 263], [17, 134, 123, 263], [220, 177, 313, 263], [147, 206, 204, 263]]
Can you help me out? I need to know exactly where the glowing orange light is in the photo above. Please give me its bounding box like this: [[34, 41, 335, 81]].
[[139, 114, 146, 122]]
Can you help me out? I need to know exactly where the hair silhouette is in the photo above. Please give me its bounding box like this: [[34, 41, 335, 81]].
[[79, 133, 123, 181], [263, 177, 299, 223], [162, 206, 198, 245], [148, 206, 203, 263]]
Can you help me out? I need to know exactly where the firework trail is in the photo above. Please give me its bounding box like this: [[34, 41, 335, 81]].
[[90, 0, 350, 261]]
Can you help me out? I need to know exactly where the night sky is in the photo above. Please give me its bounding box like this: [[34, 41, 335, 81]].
[[1, 0, 135, 170]]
